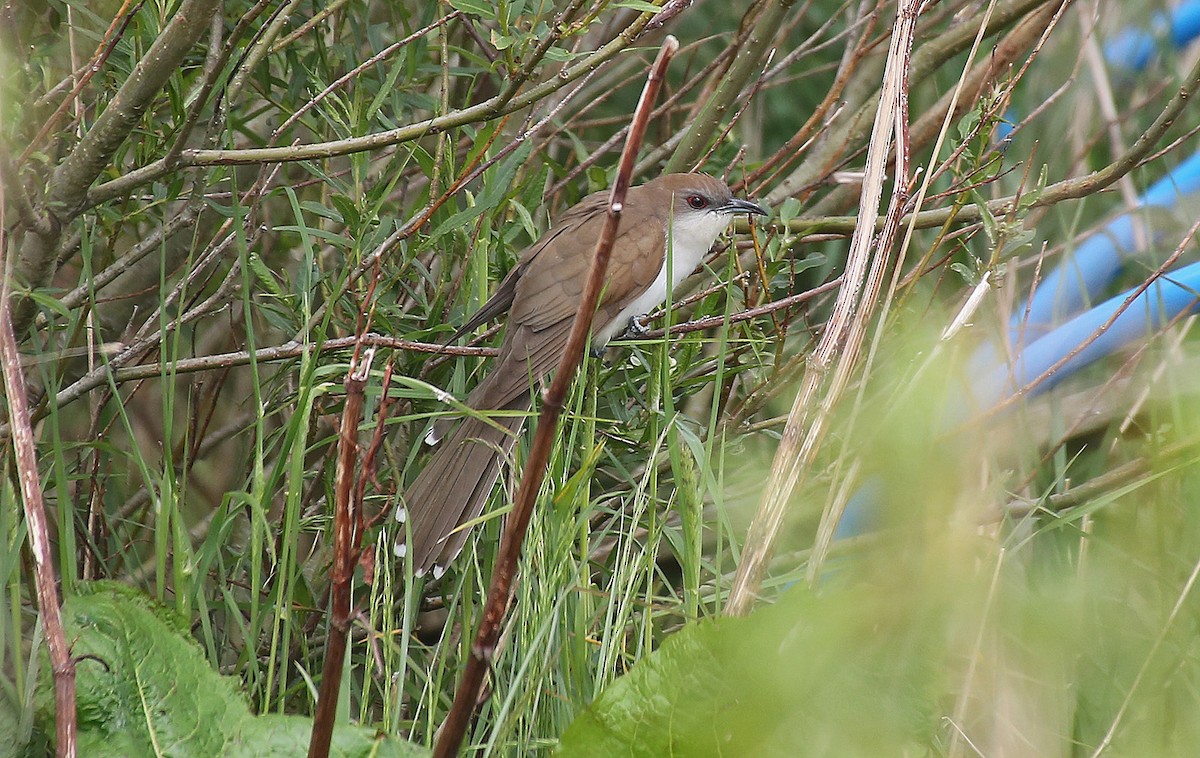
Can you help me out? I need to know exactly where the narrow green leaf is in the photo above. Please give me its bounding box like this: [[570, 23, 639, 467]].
[[446, 0, 495, 18], [614, 0, 662, 13]]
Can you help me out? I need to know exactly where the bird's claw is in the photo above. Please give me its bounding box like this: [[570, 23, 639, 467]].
[[625, 315, 650, 338]]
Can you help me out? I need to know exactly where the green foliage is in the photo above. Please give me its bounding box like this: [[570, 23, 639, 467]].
[[25, 583, 423, 757], [5, 0, 1200, 755], [558, 587, 945, 756], [563, 323, 1200, 756]]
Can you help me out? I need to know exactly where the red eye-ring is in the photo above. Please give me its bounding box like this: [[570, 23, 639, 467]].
[[686, 194, 709, 209]]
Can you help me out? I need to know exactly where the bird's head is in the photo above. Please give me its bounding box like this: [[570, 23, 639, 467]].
[[647, 173, 768, 252]]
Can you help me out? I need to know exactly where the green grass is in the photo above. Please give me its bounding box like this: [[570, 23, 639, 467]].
[[5, 0, 1200, 755]]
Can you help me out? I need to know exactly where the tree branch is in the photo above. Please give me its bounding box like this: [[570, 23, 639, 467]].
[[12, 0, 222, 330], [432, 34, 680, 758]]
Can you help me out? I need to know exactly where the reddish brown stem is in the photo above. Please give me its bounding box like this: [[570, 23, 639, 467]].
[[0, 234, 76, 754], [307, 347, 374, 758], [431, 35, 681, 758]]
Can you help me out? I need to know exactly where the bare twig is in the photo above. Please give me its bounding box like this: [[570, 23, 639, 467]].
[[86, 7, 663, 204], [985, 219, 1200, 414], [726, 0, 922, 616], [308, 258, 390, 758], [771, 36, 1200, 243], [639, 277, 843, 339], [16, 276, 847, 432], [17, 0, 146, 166], [272, 12, 463, 140], [269, 0, 352, 53], [1, 236, 77, 755], [4, 334, 490, 438], [302, 74, 597, 336], [432, 35, 680, 758], [743, 0, 876, 195], [306, 346, 374, 758], [665, 0, 786, 172], [768, 0, 1053, 206], [0, 147, 52, 236]]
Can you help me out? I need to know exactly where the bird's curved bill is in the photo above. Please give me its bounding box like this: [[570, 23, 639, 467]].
[[721, 198, 769, 216]]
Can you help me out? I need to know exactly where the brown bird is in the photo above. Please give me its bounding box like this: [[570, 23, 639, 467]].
[[396, 173, 767, 578]]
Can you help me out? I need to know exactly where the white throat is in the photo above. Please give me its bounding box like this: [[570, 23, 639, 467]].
[[595, 210, 733, 346]]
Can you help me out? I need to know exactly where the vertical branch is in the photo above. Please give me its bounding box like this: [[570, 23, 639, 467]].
[[725, 0, 923, 616], [431, 35, 681, 758], [307, 347, 375, 758], [0, 242, 76, 752]]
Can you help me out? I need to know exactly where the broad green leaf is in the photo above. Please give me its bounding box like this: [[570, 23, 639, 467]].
[[36, 583, 425, 758], [557, 586, 943, 756]]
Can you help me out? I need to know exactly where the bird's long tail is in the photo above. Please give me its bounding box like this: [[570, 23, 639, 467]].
[[396, 395, 530, 577]]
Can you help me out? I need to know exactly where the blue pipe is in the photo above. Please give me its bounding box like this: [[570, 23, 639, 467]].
[[1012, 150, 1200, 346], [1105, 1, 1200, 72], [981, 260, 1200, 405]]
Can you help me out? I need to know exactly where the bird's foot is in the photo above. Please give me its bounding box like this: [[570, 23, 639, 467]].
[[625, 315, 651, 338]]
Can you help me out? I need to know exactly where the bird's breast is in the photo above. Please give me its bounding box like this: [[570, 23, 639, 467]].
[[593, 233, 712, 346]]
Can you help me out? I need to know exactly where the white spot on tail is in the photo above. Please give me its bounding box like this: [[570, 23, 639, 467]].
[[415, 566, 426, 578], [395, 507, 407, 524], [393, 542, 406, 559], [424, 425, 441, 446], [432, 565, 446, 580]]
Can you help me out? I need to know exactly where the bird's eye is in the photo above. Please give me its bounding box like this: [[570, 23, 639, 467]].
[[686, 194, 709, 210]]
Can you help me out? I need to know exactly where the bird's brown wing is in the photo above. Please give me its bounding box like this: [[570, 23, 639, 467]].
[[469, 193, 666, 410], [448, 191, 611, 341], [511, 189, 665, 331]]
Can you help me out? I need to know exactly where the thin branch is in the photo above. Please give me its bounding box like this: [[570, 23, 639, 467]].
[[726, 0, 922, 616], [665, 0, 787, 172], [86, 6, 663, 204], [272, 12, 463, 141], [42, 208, 200, 321], [432, 34, 680, 758], [768, 0, 1054, 206], [0, 334, 490, 439], [269, 0, 353, 53], [773, 38, 1200, 243], [17, 0, 146, 166], [12, 0, 222, 332], [0, 147, 52, 236], [639, 276, 843, 339], [1, 237, 77, 756], [547, 36, 735, 198], [17, 275, 846, 433], [301, 74, 597, 336], [159, 0, 275, 169], [306, 346, 374, 758], [986, 220, 1198, 414]]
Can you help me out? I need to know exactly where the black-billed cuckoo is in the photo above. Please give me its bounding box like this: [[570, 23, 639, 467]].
[[396, 173, 767, 577]]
